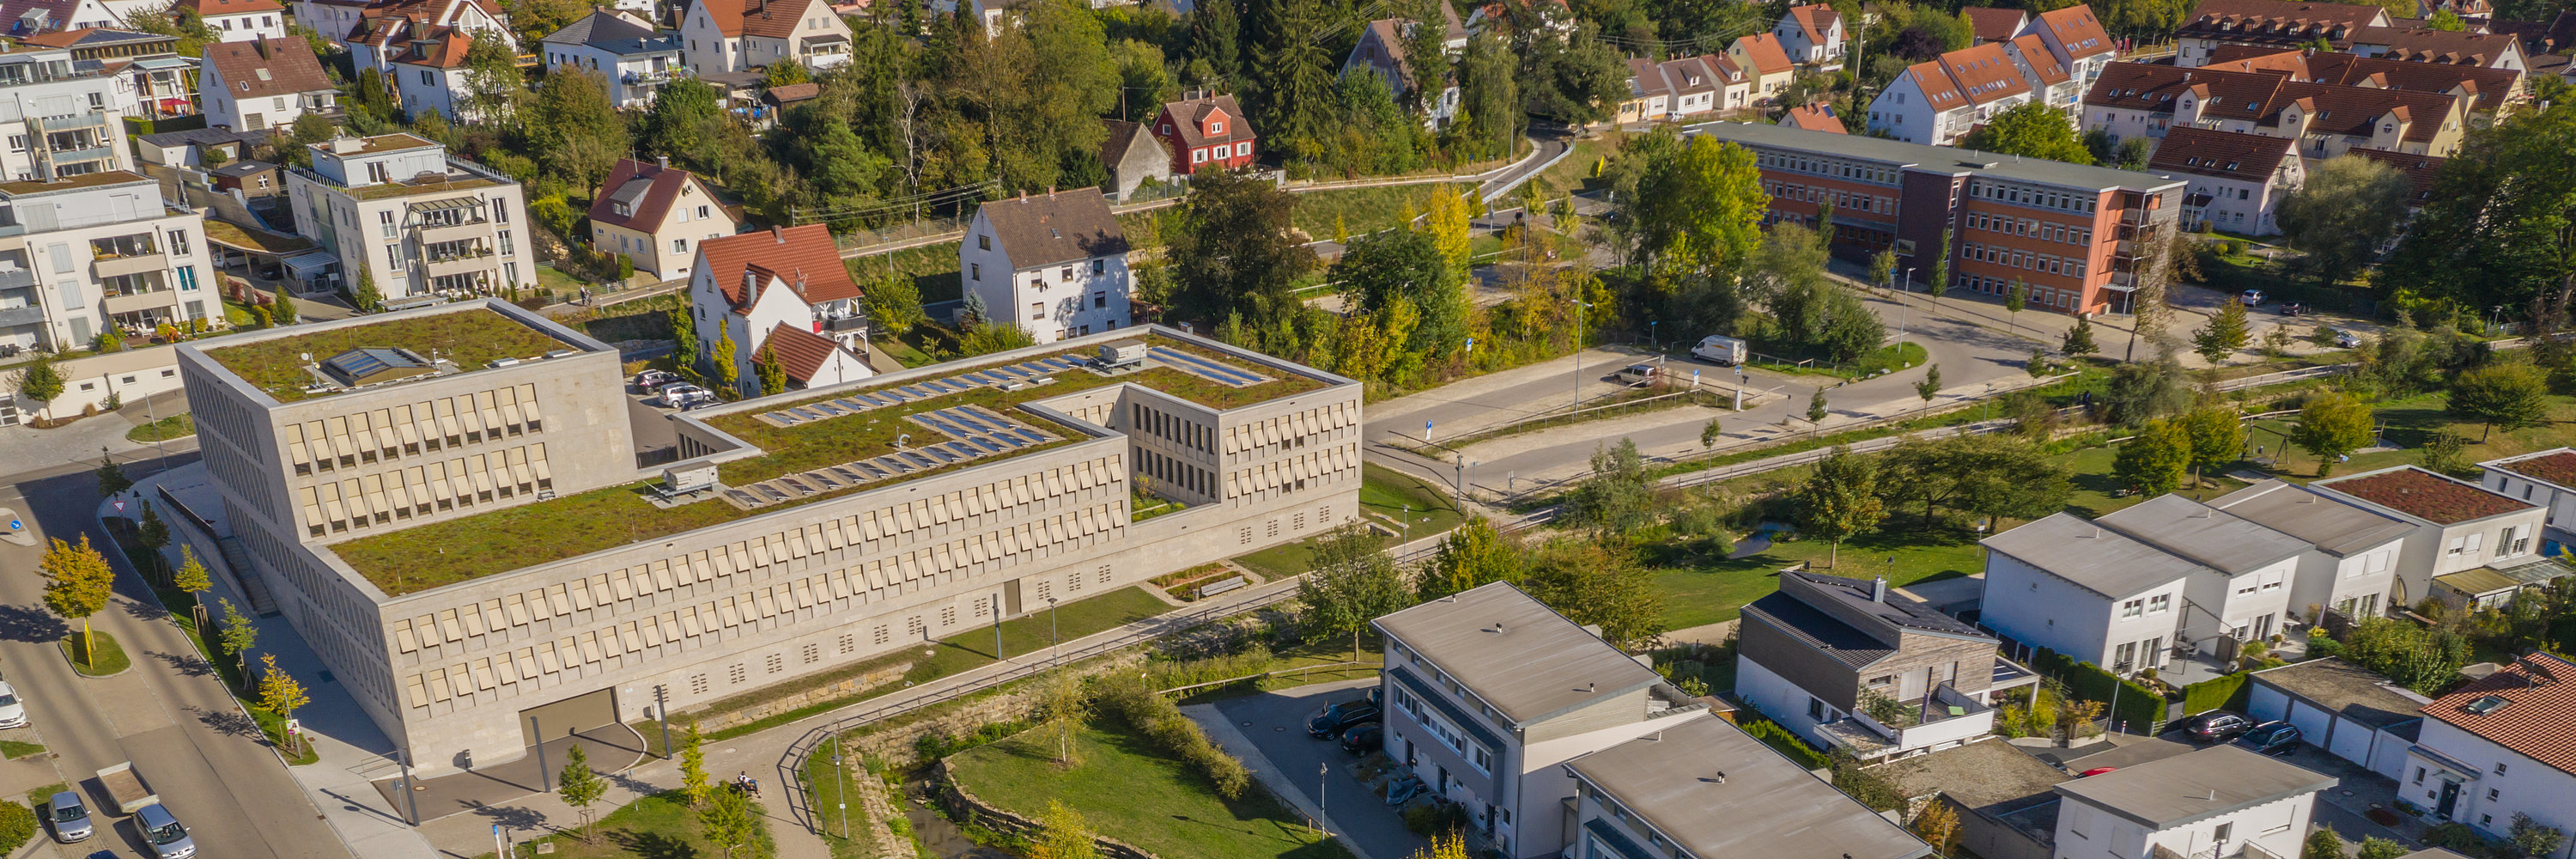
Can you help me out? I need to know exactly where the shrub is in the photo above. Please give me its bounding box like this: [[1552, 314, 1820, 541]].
[[0, 800, 32, 852], [1736, 714, 1830, 770], [2426, 823, 2490, 856], [1095, 678, 1250, 800], [1402, 801, 1469, 836]]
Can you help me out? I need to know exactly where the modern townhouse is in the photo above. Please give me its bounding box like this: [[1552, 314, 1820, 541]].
[[677, 0, 852, 75], [1982, 496, 2310, 681], [2147, 126, 2304, 235], [1734, 570, 2038, 760], [2311, 466, 2566, 612], [1560, 712, 1935, 859], [686, 223, 868, 394], [0, 170, 210, 351], [0, 41, 135, 183], [1149, 93, 1257, 175], [1372, 582, 1708, 859], [1688, 121, 2184, 317], [540, 9, 687, 109], [198, 37, 337, 131], [2477, 448, 2576, 556], [589, 157, 738, 282], [2207, 478, 2412, 625], [958, 189, 1131, 344], [1772, 3, 1845, 70], [1726, 33, 1796, 101], [283, 133, 533, 299], [2244, 657, 2431, 780], [1867, 43, 2037, 145], [2080, 62, 2472, 158], [2404, 652, 2576, 857], [179, 0, 287, 42], [2174, 0, 2391, 66], [2050, 746, 2334, 859]]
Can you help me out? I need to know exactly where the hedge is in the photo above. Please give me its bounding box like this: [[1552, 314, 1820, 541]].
[[2027, 648, 2166, 733], [2181, 673, 2253, 716], [1737, 714, 1830, 770]]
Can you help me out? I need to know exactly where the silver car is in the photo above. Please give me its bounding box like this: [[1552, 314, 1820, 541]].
[[134, 804, 193, 859], [46, 791, 90, 843]]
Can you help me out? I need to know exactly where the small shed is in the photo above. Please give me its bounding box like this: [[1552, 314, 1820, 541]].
[[2245, 657, 2429, 780]]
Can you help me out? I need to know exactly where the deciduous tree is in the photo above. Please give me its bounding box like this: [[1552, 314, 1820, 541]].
[[2291, 391, 2376, 476], [698, 783, 762, 859], [217, 598, 258, 690], [1030, 800, 1103, 859], [2112, 418, 2192, 497], [2194, 299, 2251, 365], [2448, 361, 2549, 440], [1796, 446, 1884, 568], [2277, 155, 2409, 286], [1564, 439, 1653, 535], [1420, 518, 1525, 600], [2178, 407, 2247, 489], [1298, 524, 1409, 660], [753, 342, 787, 397], [1522, 538, 1665, 649], [258, 653, 311, 755], [16, 354, 62, 402], [40, 536, 114, 663], [681, 720, 713, 807], [1915, 364, 1942, 412], [1957, 101, 2094, 164], [1169, 170, 1314, 338], [710, 326, 739, 393]]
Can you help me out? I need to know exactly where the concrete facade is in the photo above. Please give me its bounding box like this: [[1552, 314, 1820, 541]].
[[0, 45, 137, 185], [283, 133, 533, 298], [0, 171, 211, 352]]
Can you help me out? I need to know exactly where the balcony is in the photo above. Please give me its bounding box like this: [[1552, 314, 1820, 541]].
[[0, 268, 32, 289], [820, 314, 868, 336], [100, 289, 176, 315], [45, 143, 117, 166], [416, 218, 489, 244], [93, 252, 168, 278], [422, 249, 495, 278], [1818, 684, 1996, 760], [0, 303, 42, 327], [622, 68, 684, 84]]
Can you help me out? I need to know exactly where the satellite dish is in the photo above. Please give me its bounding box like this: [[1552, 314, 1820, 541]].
[[300, 352, 311, 362]]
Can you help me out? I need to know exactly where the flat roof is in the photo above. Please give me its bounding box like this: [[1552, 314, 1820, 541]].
[[1869, 738, 2071, 812], [1982, 512, 2213, 598], [196, 302, 574, 403], [2097, 495, 2307, 574], [2317, 466, 2533, 525], [2482, 448, 2576, 490], [2208, 479, 2413, 557], [2251, 657, 2430, 730], [202, 217, 315, 254], [325, 329, 1340, 594], [2052, 746, 2335, 830], [1686, 120, 2187, 192], [0, 169, 154, 196], [354, 174, 503, 201], [1568, 714, 1935, 859], [1373, 582, 1665, 726]]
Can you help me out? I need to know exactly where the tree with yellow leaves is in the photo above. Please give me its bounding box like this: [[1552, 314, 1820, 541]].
[[1409, 832, 1471, 859], [1419, 187, 1473, 284]]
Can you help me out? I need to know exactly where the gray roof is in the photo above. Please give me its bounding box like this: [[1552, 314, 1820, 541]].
[[2250, 657, 2431, 731], [1743, 571, 1992, 670], [1567, 715, 1936, 859], [1686, 120, 2189, 193], [542, 9, 679, 55], [975, 188, 1130, 271], [2098, 495, 2309, 574], [2052, 746, 2336, 830], [1982, 513, 2213, 599], [1869, 738, 2071, 811], [2208, 479, 2415, 557], [211, 161, 276, 178], [1372, 582, 1663, 727], [137, 127, 270, 149]]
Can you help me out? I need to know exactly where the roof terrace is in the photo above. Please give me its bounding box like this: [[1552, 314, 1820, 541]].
[[200, 304, 577, 403]]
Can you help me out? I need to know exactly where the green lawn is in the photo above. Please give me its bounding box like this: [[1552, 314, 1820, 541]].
[[125, 413, 195, 442], [60, 631, 128, 676], [803, 735, 879, 859], [874, 332, 939, 369], [843, 241, 964, 304], [1291, 185, 1455, 239], [1528, 131, 1631, 198], [2236, 392, 2576, 481], [949, 722, 1353, 859], [1641, 522, 1989, 631], [1233, 463, 1461, 578], [484, 790, 772, 859], [0, 740, 45, 759], [533, 263, 589, 294]]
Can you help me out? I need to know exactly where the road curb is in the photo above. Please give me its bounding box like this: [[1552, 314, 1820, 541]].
[[54, 637, 134, 679]]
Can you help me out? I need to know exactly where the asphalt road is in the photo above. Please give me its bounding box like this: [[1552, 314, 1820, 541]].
[[0, 453, 351, 859], [1208, 679, 1425, 859]]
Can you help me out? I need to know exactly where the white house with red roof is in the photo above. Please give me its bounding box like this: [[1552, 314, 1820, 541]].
[[1866, 42, 2037, 144], [2005, 33, 2081, 121], [687, 223, 872, 395], [1779, 102, 1847, 132], [345, 0, 514, 79], [677, 0, 852, 75], [756, 323, 870, 389], [2024, 4, 2119, 92], [1727, 32, 1797, 101], [960, 188, 1132, 344], [2405, 652, 2576, 854], [178, 0, 287, 41], [1771, 4, 1844, 70], [2148, 126, 2304, 235], [1150, 93, 1255, 175], [387, 27, 482, 122]]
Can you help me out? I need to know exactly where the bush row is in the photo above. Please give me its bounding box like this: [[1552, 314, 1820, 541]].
[[1096, 679, 1250, 800]]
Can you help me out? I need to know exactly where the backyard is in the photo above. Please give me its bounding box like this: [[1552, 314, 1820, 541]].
[[946, 722, 1354, 859]]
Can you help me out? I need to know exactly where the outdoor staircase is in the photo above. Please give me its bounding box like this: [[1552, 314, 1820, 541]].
[[212, 535, 279, 617]]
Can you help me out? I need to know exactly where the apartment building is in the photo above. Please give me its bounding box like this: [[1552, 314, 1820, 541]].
[[2205, 48, 2524, 113], [0, 170, 210, 350], [2405, 653, 2576, 856], [2148, 126, 2305, 235], [2312, 466, 2563, 612], [2005, 34, 2082, 122], [677, 0, 854, 74], [590, 157, 738, 281], [0, 41, 135, 183], [687, 224, 870, 394], [2082, 62, 2472, 158], [2207, 479, 2413, 624], [1688, 121, 2184, 317], [283, 133, 533, 299], [1372, 582, 1707, 859], [2477, 448, 2576, 556], [1963, 6, 2030, 44], [1735, 570, 2037, 760], [2023, 4, 2120, 92], [2349, 27, 2530, 70], [176, 299, 1366, 775], [2175, 0, 2392, 67], [2051, 746, 2334, 859], [959, 189, 1132, 344], [1561, 712, 1935, 859], [1868, 43, 2037, 145], [540, 9, 687, 109], [199, 38, 337, 131]]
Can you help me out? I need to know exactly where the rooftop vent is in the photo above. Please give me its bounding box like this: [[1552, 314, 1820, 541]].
[[2464, 694, 2511, 716], [319, 347, 436, 387], [1097, 340, 1147, 369]]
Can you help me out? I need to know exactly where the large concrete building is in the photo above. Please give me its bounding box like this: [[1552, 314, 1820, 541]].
[[179, 300, 1363, 776]]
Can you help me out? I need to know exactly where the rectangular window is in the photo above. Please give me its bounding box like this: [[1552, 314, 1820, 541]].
[[499, 230, 513, 256], [380, 210, 398, 238], [167, 229, 191, 256], [2121, 599, 2144, 618], [1030, 302, 1043, 320]]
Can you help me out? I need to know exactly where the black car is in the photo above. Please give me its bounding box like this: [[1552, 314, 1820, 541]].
[[1307, 691, 1383, 738], [2237, 721, 2303, 757], [2178, 711, 2252, 743], [1340, 723, 1384, 755]]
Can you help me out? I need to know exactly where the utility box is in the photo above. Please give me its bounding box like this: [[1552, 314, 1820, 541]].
[[1097, 340, 1147, 369]]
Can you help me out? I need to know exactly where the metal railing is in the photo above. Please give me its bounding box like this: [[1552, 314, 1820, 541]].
[[2208, 362, 2353, 393]]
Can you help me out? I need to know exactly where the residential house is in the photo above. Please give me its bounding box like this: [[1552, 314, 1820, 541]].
[[209, 160, 280, 198], [1342, 18, 1462, 125], [2079, 62, 2473, 158], [2175, 0, 2391, 66], [686, 223, 869, 393], [2207, 478, 2412, 624], [1371, 582, 1708, 859], [0, 41, 137, 182], [133, 127, 268, 170], [2023, 4, 2120, 92], [540, 9, 688, 109], [387, 27, 482, 122], [1981, 495, 2312, 679], [1781, 101, 1847, 131], [2478, 448, 2576, 556], [2404, 652, 2576, 852], [1655, 54, 1750, 119], [2301, 50, 2524, 113], [0, 170, 210, 351], [15, 28, 193, 117], [0, 0, 137, 35], [2147, 126, 2304, 235], [2311, 466, 2564, 612], [959, 188, 1130, 343], [2349, 147, 2445, 210], [1560, 712, 1935, 859], [587, 157, 738, 281], [677, 0, 853, 75], [2419, 0, 2493, 21], [1866, 42, 2037, 145], [2349, 26, 2529, 70], [283, 133, 533, 298], [1615, 57, 1671, 123], [1772, 4, 1845, 70], [294, 0, 368, 46], [2050, 746, 2334, 859], [345, 0, 516, 79], [751, 322, 868, 389], [178, 0, 286, 42], [1734, 570, 2038, 760], [1963, 6, 2030, 45], [1149, 93, 1255, 175], [199, 37, 337, 131], [2245, 657, 2431, 780], [1727, 33, 1797, 101], [1097, 119, 1171, 201], [2005, 33, 2082, 122]]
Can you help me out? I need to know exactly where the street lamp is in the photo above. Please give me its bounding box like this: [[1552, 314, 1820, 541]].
[[1048, 597, 1060, 666], [832, 752, 849, 838], [1649, 320, 1660, 351], [1571, 298, 1594, 411], [1318, 761, 1330, 839]]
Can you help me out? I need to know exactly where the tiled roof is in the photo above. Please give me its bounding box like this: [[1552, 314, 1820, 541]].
[[587, 158, 709, 231], [762, 82, 819, 105], [2306, 51, 2518, 112], [1157, 94, 1254, 149], [2483, 448, 2576, 490], [693, 0, 817, 40], [1787, 3, 1838, 44], [1905, 60, 1970, 111], [2203, 45, 2312, 72], [18, 26, 169, 49], [2013, 34, 2073, 86], [2035, 4, 2116, 59], [541, 8, 674, 54], [2319, 466, 2534, 525], [1626, 56, 1670, 98], [1097, 119, 1162, 168], [1940, 42, 2032, 105], [760, 322, 848, 385], [2421, 653, 2576, 776], [2084, 62, 2461, 143], [1963, 6, 2028, 43], [390, 27, 471, 68], [204, 37, 331, 98], [2147, 125, 2297, 183], [700, 224, 858, 310], [2351, 26, 2523, 65], [2346, 146, 2445, 204], [976, 188, 1128, 271], [1735, 32, 1794, 75], [1783, 102, 1847, 132], [175, 0, 283, 14]]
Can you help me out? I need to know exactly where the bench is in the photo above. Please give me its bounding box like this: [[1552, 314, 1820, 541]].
[[1197, 576, 1249, 600]]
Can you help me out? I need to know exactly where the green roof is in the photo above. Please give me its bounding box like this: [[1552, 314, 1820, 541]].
[[201, 305, 571, 402]]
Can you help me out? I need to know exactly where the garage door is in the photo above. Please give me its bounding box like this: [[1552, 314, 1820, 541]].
[[2286, 699, 2334, 746], [2248, 684, 2290, 723], [519, 687, 618, 746]]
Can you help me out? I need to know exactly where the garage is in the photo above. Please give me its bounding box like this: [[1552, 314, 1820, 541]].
[[519, 687, 619, 746], [2245, 658, 2431, 780]]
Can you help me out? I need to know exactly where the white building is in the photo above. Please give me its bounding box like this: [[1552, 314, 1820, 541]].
[[2207, 478, 2412, 624], [685, 223, 871, 395], [386, 28, 480, 122], [677, 0, 852, 75], [179, 0, 288, 42], [2050, 745, 2333, 859], [2312, 466, 2560, 612], [1771, 4, 1844, 70], [2405, 653, 2576, 858], [2021, 4, 2119, 93], [2146, 126, 2306, 236], [2245, 657, 2430, 781], [1561, 712, 1935, 859], [345, 0, 516, 80], [2476, 448, 2576, 557], [1981, 495, 2308, 675], [199, 37, 337, 131], [540, 9, 687, 109], [283, 133, 533, 299], [0, 170, 210, 351], [1866, 43, 2035, 145], [960, 189, 1132, 344], [292, 0, 368, 44], [0, 42, 137, 183]]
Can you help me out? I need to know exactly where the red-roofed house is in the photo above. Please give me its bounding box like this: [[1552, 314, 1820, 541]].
[[1865, 42, 2035, 144], [2406, 652, 2576, 843], [387, 27, 483, 122], [2312, 465, 2550, 610], [2176, 0, 2391, 66], [199, 36, 337, 131], [2148, 125, 2303, 235], [677, 0, 853, 74], [688, 224, 872, 393], [344, 0, 515, 79], [1778, 102, 1846, 132], [2006, 33, 2081, 120], [2350, 26, 2529, 70], [758, 322, 870, 389], [591, 157, 742, 280], [1727, 33, 1797, 101], [1962, 6, 2028, 45], [2080, 61, 2474, 157], [1771, 4, 1844, 70], [1151, 93, 1256, 174], [2480, 448, 2576, 556], [178, 0, 286, 41], [2026, 4, 2120, 90]]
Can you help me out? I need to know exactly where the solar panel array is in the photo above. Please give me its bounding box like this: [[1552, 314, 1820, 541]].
[[722, 404, 1060, 510], [750, 354, 1088, 429], [1147, 346, 1271, 387]]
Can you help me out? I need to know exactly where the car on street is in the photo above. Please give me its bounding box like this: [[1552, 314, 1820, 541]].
[[657, 383, 714, 408], [2335, 329, 2362, 349], [46, 792, 91, 843], [2176, 711, 2251, 743], [2236, 721, 2303, 757], [1340, 723, 1383, 755], [0, 680, 25, 728], [1616, 362, 1662, 385], [133, 804, 193, 859], [2239, 289, 2266, 306], [1306, 690, 1382, 738]]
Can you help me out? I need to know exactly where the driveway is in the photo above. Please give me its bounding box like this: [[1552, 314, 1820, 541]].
[[1194, 679, 1423, 859], [2153, 726, 2420, 850]]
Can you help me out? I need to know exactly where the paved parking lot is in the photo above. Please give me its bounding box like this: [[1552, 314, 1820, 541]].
[[1195, 679, 1425, 859]]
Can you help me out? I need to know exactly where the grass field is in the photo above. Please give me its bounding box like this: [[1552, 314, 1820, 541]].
[[125, 413, 195, 442], [1641, 522, 1989, 631], [1290, 185, 1460, 240], [60, 631, 127, 676], [948, 722, 1354, 859], [483, 790, 772, 859], [803, 735, 878, 859], [1233, 463, 1461, 578]]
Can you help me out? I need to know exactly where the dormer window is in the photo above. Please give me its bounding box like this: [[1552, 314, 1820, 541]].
[[1210, 120, 1224, 134]]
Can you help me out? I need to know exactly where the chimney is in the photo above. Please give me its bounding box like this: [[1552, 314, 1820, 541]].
[[1870, 576, 1887, 603], [657, 154, 669, 170], [771, 225, 784, 243]]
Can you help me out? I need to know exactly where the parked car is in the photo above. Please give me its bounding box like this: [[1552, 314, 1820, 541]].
[[2335, 330, 2362, 349], [2177, 711, 2251, 743], [133, 804, 194, 859], [657, 383, 714, 408], [2239, 289, 2266, 306], [2237, 722, 2303, 757], [1616, 362, 1663, 385], [1340, 723, 1383, 755], [634, 369, 677, 390], [46, 792, 91, 843], [2278, 302, 2310, 316], [1307, 690, 1382, 738], [0, 680, 25, 728]]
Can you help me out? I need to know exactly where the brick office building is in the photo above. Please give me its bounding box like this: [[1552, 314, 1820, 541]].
[[1689, 122, 2184, 317]]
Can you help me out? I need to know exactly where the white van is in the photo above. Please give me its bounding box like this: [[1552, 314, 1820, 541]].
[[1692, 335, 1747, 366]]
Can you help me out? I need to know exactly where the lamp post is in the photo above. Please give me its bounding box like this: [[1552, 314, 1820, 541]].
[[833, 752, 849, 838], [1318, 761, 1330, 839], [1649, 320, 1660, 351], [1048, 597, 1060, 665], [1571, 298, 1593, 411]]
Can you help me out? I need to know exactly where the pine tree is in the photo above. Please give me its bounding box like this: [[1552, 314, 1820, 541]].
[[1807, 390, 1829, 425], [671, 309, 699, 375], [2062, 318, 2099, 358], [17, 354, 64, 402], [270, 283, 299, 325], [94, 448, 131, 497], [753, 342, 787, 396], [710, 326, 739, 394], [354, 269, 383, 313], [2193, 298, 2252, 365]]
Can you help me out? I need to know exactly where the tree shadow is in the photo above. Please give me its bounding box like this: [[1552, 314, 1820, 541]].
[[606, 830, 698, 859], [0, 605, 70, 644], [191, 706, 258, 740], [149, 649, 215, 678], [465, 801, 552, 831]]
